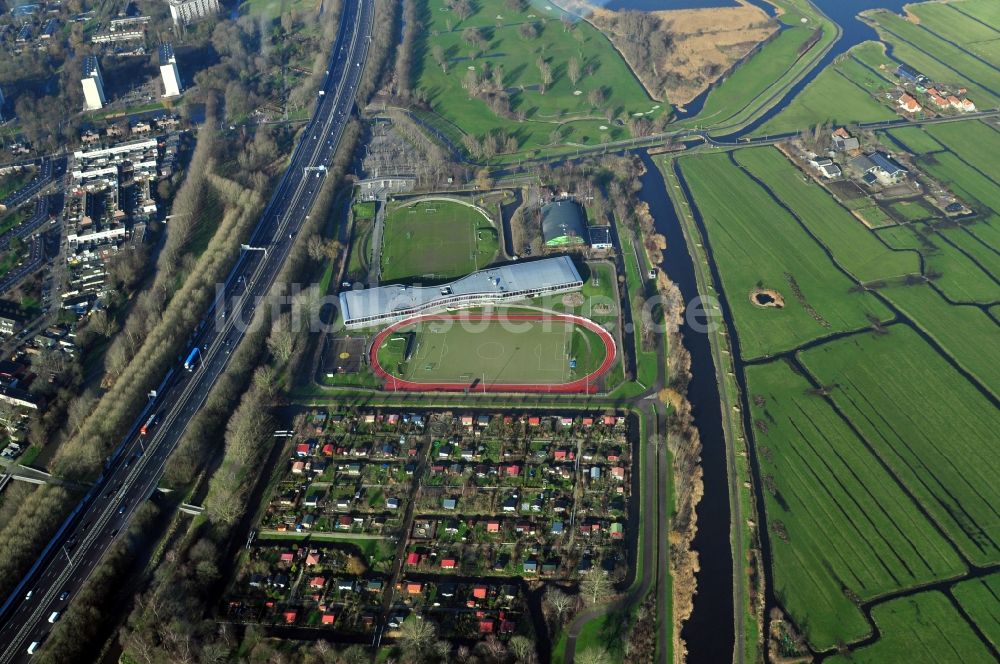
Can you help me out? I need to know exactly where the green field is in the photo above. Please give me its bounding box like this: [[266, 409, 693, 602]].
[[800, 326, 1000, 565], [413, 0, 659, 157], [952, 0, 1000, 26], [827, 592, 995, 664], [678, 152, 890, 359], [906, 1, 1000, 65], [887, 126, 945, 155], [686, 0, 838, 132], [746, 360, 964, 649], [866, 8, 1000, 107], [953, 573, 1000, 649], [376, 315, 608, 387], [880, 283, 1000, 394], [380, 199, 499, 283], [924, 121, 1000, 176], [732, 148, 919, 281], [754, 42, 899, 135]]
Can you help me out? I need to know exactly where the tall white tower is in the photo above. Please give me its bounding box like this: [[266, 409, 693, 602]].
[[159, 44, 182, 98], [81, 56, 106, 111]]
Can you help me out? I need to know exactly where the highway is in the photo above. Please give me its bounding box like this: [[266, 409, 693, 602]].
[[0, 0, 374, 659]]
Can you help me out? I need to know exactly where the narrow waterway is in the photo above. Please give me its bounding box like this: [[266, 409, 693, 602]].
[[636, 152, 734, 664]]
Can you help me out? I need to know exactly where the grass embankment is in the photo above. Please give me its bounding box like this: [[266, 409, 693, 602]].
[[380, 198, 499, 282], [681, 0, 837, 133], [412, 0, 659, 157], [753, 42, 898, 136], [745, 359, 964, 649], [864, 8, 1000, 107], [677, 152, 890, 359]]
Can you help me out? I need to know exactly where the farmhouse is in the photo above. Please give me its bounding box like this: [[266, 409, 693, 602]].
[[541, 200, 588, 247], [897, 93, 922, 113], [831, 128, 860, 152], [339, 257, 584, 329]]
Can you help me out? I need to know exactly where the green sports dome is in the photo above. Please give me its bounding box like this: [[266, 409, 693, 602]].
[[541, 200, 588, 247]]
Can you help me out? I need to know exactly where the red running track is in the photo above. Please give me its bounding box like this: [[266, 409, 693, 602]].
[[369, 312, 617, 393]]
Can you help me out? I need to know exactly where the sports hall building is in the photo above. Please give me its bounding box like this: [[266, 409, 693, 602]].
[[339, 256, 583, 329]]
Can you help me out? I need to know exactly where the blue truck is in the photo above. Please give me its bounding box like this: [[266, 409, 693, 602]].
[[184, 347, 201, 372]]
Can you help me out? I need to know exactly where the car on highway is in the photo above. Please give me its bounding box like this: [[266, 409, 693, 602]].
[[58, 591, 69, 602], [47, 611, 59, 623], [118, 502, 127, 515], [27, 641, 40, 655], [24, 590, 33, 601]]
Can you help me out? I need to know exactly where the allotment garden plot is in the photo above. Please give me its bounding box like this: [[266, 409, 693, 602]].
[[380, 199, 499, 283], [373, 312, 614, 393]]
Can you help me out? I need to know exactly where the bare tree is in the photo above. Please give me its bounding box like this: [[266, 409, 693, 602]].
[[536, 58, 553, 93], [544, 586, 576, 625], [399, 616, 437, 654], [266, 314, 298, 363], [576, 647, 612, 664], [509, 635, 538, 663], [580, 568, 613, 606], [568, 57, 581, 85]]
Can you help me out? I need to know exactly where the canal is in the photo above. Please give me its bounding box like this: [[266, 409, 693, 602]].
[[636, 151, 734, 664]]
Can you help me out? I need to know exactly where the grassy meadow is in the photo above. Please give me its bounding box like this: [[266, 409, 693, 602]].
[[800, 326, 1000, 566], [678, 152, 890, 359], [953, 573, 1000, 649], [826, 592, 995, 664], [746, 360, 964, 649], [732, 148, 919, 282]]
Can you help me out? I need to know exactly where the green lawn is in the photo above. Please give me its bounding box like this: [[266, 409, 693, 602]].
[[800, 326, 1000, 566], [380, 199, 499, 283], [678, 152, 890, 359], [953, 573, 1000, 650], [376, 314, 608, 387], [828, 592, 993, 664], [413, 0, 659, 157], [746, 360, 964, 650], [733, 147, 919, 282], [754, 42, 898, 135]]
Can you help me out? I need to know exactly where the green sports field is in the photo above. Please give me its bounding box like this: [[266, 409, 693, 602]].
[[380, 199, 499, 283], [375, 315, 608, 387]]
